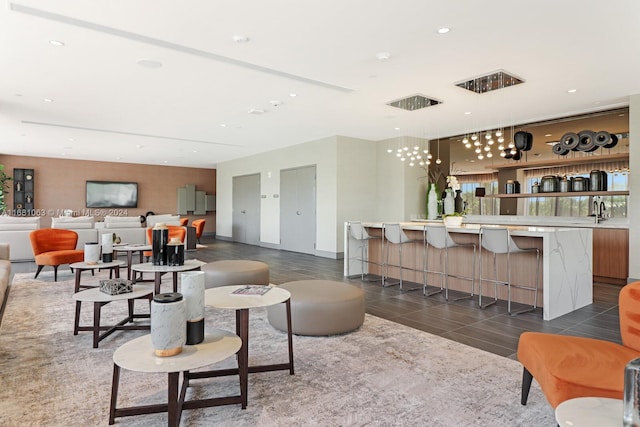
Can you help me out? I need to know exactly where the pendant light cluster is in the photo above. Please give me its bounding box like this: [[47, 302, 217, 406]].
[[386, 140, 441, 167], [462, 128, 514, 160]]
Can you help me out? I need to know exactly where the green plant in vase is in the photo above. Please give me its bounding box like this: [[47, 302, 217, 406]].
[[0, 165, 12, 214]]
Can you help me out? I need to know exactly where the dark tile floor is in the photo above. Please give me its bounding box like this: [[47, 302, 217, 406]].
[[11, 235, 623, 360]]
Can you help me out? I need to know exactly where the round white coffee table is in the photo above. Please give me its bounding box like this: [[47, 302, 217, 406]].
[[70, 260, 125, 292], [555, 397, 623, 426], [109, 330, 242, 426], [203, 285, 294, 408], [131, 259, 205, 294], [72, 284, 153, 348], [113, 244, 151, 280]]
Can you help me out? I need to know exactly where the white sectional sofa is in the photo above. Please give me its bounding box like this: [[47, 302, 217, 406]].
[[97, 215, 146, 246], [146, 214, 181, 227], [51, 216, 97, 248], [0, 216, 41, 261]]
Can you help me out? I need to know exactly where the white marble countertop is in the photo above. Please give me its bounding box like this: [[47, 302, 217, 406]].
[[409, 215, 628, 229]]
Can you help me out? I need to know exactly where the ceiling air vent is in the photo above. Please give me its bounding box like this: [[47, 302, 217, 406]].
[[386, 94, 441, 111], [455, 70, 524, 94]]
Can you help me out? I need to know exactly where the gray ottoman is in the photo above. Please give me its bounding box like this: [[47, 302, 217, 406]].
[[267, 280, 365, 336], [201, 260, 269, 289]]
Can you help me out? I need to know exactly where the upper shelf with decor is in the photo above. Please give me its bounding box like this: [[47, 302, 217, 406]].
[[488, 153, 629, 171]]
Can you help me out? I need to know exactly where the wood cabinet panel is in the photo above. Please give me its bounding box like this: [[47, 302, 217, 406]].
[[593, 228, 628, 284]]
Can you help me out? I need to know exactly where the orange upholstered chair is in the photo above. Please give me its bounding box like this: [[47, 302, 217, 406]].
[[191, 219, 205, 244], [29, 228, 85, 281], [518, 281, 640, 409], [143, 226, 187, 259], [179, 217, 188, 226]]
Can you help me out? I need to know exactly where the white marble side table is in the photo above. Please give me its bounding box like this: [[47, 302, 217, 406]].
[[555, 397, 623, 426], [70, 260, 125, 292], [113, 244, 151, 280], [131, 259, 206, 294], [109, 330, 243, 427], [202, 285, 294, 409], [72, 284, 153, 348]]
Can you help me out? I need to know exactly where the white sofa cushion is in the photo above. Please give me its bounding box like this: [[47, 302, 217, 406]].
[[147, 214, 181, 227], [103, 215, 141, 229], [0, 216, 41, 230], [51, 216, 95, 229]]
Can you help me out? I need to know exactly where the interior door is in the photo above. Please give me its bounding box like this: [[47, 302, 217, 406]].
[[232, 174, 261, 245], [280, 165, 316, 254]]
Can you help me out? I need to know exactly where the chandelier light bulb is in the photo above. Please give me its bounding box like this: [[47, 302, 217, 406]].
[[471, 134, 478, 141], [508, 142, 515, 149], [474, 140, 481, 147], [500, 151, 506, 157], [387, 148, 393, 153], [478, 154, 484, 160], [397, 148, 402, 153], [423, 149, 429, 154], [486, 152, 493, 158], [403, 147, 409, 151], [414, 146, 419, 151], [410, 156, 415, 161], [416, 154, 422, 159], [465, 143, 472, 149], [396, 153, 401, 157], [498, 136, 505, 143], [412, 151, 418, 155], [498, 144, 505, 150], [485, 131, 492, 139], [409, 162, 415, 166], [475, 147, 481, 154], [400, 157, 406, 161], [484, 145, 490, 151], [426, 160, 431, 165], [487, 139, 494, 145], [510, 148, 517, 155], [462, 137, 469, 144], [419, 161, 425, 166], [427, 153, 433, 159], [495, 130, 503, 137], [435, 158, 442, 164]]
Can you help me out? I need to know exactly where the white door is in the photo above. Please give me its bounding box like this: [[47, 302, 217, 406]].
[[232, 174, 261, 245], [280, 165, 316, 254]]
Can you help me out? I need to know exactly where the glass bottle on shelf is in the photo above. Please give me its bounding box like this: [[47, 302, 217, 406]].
[[444, 188, 455, 215]]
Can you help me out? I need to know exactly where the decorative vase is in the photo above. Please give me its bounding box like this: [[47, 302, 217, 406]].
[[444, 188, 455, 215], [454, 190, 464, 214], [101, 233, 113, 263], [167, 237, 184, 266], [84, 242, 100, 265], [443, 215, 463, 227], [151, 292, 186, 357], [624, 357, 640, 426], [181, 271, 205, 345], [427, 184, 438, 220], [152, 223, 169, 266]]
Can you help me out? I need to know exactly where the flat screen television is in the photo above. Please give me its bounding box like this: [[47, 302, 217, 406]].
[[86, 181, 138, 208]]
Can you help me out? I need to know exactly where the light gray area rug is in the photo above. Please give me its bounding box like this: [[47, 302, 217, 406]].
[[0, 271, 555, 426]]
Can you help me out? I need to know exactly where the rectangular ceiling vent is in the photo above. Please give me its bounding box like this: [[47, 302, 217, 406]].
[[455, 70, 524, 94], [386, 94, 441, 111]]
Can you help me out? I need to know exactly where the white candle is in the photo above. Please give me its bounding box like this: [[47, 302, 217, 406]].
[[84, 242, 100, 264]]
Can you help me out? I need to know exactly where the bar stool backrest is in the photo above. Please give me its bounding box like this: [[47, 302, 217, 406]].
[[349, 221, 368, 241], [424, 226, 457, 249], [480, 227, 520, 254], [383, 223, 410, 244]]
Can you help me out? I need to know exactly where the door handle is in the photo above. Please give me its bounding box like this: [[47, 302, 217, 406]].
[[296, 211, 302, 215]]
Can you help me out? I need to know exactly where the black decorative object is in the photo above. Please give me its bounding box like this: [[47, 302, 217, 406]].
[[557, 130, 618, 154], [152, 223, 169, 266], [454, 190, 464, 213], [167, 238, 184, 266], [514, 131, 533, 151]]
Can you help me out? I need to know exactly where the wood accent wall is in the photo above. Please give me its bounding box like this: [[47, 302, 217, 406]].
[[0, 155, 216, 234]]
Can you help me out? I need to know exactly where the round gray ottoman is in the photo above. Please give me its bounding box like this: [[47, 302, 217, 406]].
[[201, 260, 269, 289], [267, 280, 365, 336]]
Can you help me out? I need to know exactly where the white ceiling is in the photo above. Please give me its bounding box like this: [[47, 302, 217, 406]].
[[1, 0, 639, 169]]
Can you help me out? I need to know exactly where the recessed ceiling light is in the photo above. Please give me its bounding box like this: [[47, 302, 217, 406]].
[[192, 150, 198, 153], [375, 52, 391, 61], [394, 127, 400, 131], [248, 108, 265, 114], [136, 144, 144, 149], [43, 98, 53, 102], [233, 35, 249, 43], [163, 160, 168, 164], [137, 59, 163, 69], [437, 27, 450, 34], [545, 133, 552, 137], [567, 89, 577, 93], [49, 40, 64, 46], [269, 100, 282, 107], [464, 111, 471, 115], [289, 93, 297, 97], [220, 124, 227, 128]]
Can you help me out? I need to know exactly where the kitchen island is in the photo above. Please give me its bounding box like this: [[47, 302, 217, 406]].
[[345, 220, 593, 321]]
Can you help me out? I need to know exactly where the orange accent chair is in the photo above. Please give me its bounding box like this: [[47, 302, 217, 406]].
[[179, 217, 189, 226], [518, 281, 640, 409], [191, 219, 206, 244], [143, 226, 187, 259], [29, 228, 85, 281]]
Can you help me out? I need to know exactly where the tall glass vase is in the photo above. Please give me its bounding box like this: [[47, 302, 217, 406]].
[[444, 188, 455, 215]]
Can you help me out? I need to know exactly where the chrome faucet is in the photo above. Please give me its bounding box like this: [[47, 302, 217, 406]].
[[593, 196, 607, 223]]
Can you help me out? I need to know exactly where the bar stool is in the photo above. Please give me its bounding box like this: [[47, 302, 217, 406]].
[[423, 225, 476, 300], [382, 223, 422, 290], [478, 227, 540, 315], [346, 221, 381, 282]]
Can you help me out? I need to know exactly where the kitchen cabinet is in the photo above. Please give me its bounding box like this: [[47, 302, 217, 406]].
[[593, 228, 628, 285]]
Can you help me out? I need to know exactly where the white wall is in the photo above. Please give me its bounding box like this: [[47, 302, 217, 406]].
[[629, 94, 640, 280]]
